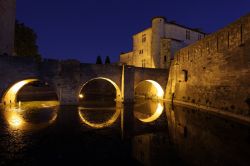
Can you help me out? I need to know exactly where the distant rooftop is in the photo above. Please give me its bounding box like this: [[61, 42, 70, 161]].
[[166, 20, 206, 34]]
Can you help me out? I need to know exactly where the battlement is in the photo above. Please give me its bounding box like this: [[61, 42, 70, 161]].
[[174, 13, 250, 64]]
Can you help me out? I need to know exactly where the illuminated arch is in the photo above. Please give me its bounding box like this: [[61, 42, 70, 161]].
[[78, 106, 121, 128], [79, 77, 122, 101], [2, 79, 39, 105], [135, 80, 164, 99]]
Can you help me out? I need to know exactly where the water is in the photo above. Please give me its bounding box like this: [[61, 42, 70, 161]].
[[0, 100, 249, 166]]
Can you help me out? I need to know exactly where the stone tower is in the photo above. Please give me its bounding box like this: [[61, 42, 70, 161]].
[[0, 0, 16, 55], [151, 17, 165, 68]]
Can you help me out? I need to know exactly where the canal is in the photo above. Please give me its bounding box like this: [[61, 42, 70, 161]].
[[0, 99, 249, 166]]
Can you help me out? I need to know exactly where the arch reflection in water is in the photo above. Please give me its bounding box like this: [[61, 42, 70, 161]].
[[3, 101, 59, 130], [134, 99, 164, 123], [78, 103, 121, 128]]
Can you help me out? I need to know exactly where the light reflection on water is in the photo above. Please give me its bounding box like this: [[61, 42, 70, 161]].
[[2, 101, 59, 131], [78, 103, 122, 128], [0, 99, 248, 165], [134, 99, 164, 123]]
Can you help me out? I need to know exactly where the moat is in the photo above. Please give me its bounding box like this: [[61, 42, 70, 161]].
[[0, 100, 249, 166]]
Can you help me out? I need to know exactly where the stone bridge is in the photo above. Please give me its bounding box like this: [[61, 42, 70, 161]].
[[0, 55, 168, 105]]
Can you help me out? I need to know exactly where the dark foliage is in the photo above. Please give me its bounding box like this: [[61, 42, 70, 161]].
[[14, 20, 41, 62], [105, 56, 111, 64], [96, 55, 103, 64]]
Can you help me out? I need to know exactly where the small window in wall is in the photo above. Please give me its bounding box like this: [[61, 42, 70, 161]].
[[164, 55, 167, 62], [139, 50, 144, 54], [182, 70, 188, 82], [142, 34, 146, 43], [186, 30, 190, 40], [198, 34, 202, 40], [142, 59, 146, 67]]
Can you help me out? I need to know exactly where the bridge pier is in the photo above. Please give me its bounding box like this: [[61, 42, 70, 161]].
[[58, 87, 78, 105], [123, 66, 135, 103]]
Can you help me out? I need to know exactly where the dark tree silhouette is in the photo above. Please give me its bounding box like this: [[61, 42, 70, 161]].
[[96, 55, 103, 64], [14, 20, 41, 61], [105, 56, 111, 64]]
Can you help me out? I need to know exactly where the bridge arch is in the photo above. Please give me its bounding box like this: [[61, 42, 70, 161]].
[[78, 77, 122, 102], [2, 78, 38, 105], [135, 80, 164, 100], [134, 80, 164, 123], [2, 78, 58, 105]]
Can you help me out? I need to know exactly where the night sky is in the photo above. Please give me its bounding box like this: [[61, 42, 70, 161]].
[[16, 0, 250, 63]]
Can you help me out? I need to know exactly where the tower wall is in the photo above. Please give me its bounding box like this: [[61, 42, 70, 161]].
[[151, 17, 165, 68], [0, 0, 16, 55]]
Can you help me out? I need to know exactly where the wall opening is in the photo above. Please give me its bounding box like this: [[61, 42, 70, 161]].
[[78, 77, 122, 128], [78, 77, 122, 106], [2, 79, 58, 106], [134, 80, 164, 122], [135, 80, 164, 100]]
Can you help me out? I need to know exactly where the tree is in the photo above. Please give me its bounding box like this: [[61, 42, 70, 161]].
[[14, 20, 41, 62], [96, 55, 103, 64], [105, 56, 111, 64]]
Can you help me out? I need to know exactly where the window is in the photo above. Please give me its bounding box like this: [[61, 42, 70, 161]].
[[198, 34, 202, 40], [142, 59, 146, 67], [182, 70, 188, 82], [139, 49, 144, 54], [164, 55, 167, 62], [186, 30, 190, 40], [142, 34, 146, 43]]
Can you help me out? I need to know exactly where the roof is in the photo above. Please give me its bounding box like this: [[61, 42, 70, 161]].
[[166, 21, 207, 34]]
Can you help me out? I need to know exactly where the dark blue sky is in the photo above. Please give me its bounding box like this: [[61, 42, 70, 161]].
[[16, 0, 250, 63]]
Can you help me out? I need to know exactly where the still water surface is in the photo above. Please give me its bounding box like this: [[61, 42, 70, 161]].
[[0, 100, 249, 166]]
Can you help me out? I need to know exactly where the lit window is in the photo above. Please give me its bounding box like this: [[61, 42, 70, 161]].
[[186, 30, 190, 40]]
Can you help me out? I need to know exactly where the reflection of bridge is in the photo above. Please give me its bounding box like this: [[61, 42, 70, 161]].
[[0, 55, 168, 105]]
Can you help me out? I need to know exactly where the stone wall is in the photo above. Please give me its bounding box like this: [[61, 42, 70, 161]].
[[0, 0, 16, 55], [0, 55, 39, 101], [166, 13, 250, 118], [0, 55, 168, 105]]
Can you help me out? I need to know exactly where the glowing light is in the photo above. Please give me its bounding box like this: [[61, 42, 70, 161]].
[[78, 107, 121, 128], [2, 79, 38, 105], [145, 80, 164, 98], [3, 101, 59, 130], [79, 77, 122, 101], [9, 115, 23, 127], [79, 94, 84, 99], [138, 103, 164, 123]]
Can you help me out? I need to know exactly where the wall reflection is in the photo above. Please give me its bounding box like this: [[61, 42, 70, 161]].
[[2, 101, 58, 131], [134, 99, 164, 123], [164, 102, 250, 166], [132, 132, 180, 166]]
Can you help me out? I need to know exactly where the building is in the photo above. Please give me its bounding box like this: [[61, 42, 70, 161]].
[[120, 17, 206, 69], [0, 0, 16, 55]]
